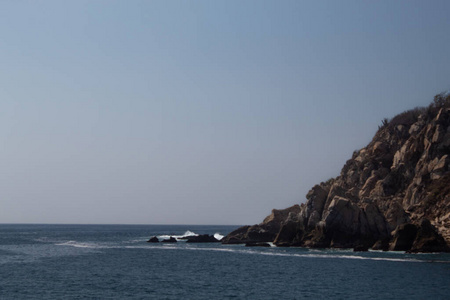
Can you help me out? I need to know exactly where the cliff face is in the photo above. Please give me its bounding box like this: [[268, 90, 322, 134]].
[[223, 93, 450, 252]]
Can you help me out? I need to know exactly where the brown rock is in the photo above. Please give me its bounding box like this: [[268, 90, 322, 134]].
[[222, 205, 300, 244], [225, 93, 450, 251], [273, 220, 304, 246]]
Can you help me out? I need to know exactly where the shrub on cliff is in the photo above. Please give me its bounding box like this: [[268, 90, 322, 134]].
[[377, 91, 450, 133], [432, 92, 450, 109]]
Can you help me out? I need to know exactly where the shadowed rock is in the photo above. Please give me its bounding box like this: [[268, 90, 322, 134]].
[[390, 223, 418, 251], [147, 236, 159, 243], [245, 242, 271, 247], [353, 245, 369, 252], [273, 220, 304, 247], [372, 238, 390, 251], [222, 205, 300, 244], [185, 234, 220, 243], [161, 237, 177, 243], [409, 219, 450, 253]]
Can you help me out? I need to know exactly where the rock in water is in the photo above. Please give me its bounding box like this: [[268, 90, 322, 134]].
[[221, 205, 301, 244], [147, 236, 159, 243], [185, 234, 220, 243], [371, 238, 390, 251], [161, 237, 177, 243], [273, 220, 304, 247], [223, 93, 450, 252]]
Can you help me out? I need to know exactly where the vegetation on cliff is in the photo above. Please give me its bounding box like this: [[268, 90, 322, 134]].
[[223, 92, 450, 252]]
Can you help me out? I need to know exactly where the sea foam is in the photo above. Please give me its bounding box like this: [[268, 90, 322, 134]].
[[157, 230, 199, 241], [214, 233, 224, 240]]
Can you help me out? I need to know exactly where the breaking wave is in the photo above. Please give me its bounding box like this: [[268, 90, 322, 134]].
[[157, 230, 199, 241], [214, 233, 224, 240], [55, 239, 441, 264]]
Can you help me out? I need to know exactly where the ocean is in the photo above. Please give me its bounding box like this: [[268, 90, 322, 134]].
[[0, 224, 449, 299]]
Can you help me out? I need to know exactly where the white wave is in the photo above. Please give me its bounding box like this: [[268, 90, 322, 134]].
[[214, 233, 224, 241], [34, 237, 51, 243], [293, 253, 421, 263], [182, 230, 198, 237], [56, 240, 433, 263], [368, 249, 408, 254], [157, 230, 199, 241], [125, 239, 147, 244], [308, 248, 353, 253], [55, 239, 430, 264], [55, 241, 110, 249], [140, 245, 424, 263]]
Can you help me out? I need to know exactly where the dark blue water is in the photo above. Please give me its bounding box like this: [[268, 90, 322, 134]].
[[1, 224, 449, 299]]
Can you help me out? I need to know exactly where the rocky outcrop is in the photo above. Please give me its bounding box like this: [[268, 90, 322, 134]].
[[221, 205, 301, 244], [161, 237, 177, 243], [147, 236, 159, 243], [223, 93, 450, 253]]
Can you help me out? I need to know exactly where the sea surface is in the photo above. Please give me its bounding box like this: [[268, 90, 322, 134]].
[[0, 224, 449, 299]]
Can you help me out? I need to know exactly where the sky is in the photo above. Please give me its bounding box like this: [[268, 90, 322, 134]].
[[1, 0, 450, 225]]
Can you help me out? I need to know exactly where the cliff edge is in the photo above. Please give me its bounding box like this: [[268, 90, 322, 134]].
[[223, 92, 450, 252]]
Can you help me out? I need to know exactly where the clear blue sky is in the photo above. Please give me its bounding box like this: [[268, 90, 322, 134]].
[[1, 0, 449, 224]]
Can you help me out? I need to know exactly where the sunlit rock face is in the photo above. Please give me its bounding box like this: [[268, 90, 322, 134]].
[[223, 93, 450, 253]]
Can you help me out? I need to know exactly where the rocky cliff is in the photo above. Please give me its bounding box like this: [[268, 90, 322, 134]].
[[223, 93, 450, 252]]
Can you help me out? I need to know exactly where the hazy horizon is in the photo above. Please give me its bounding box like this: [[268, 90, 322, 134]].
[[1, 1, 450, 225]]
